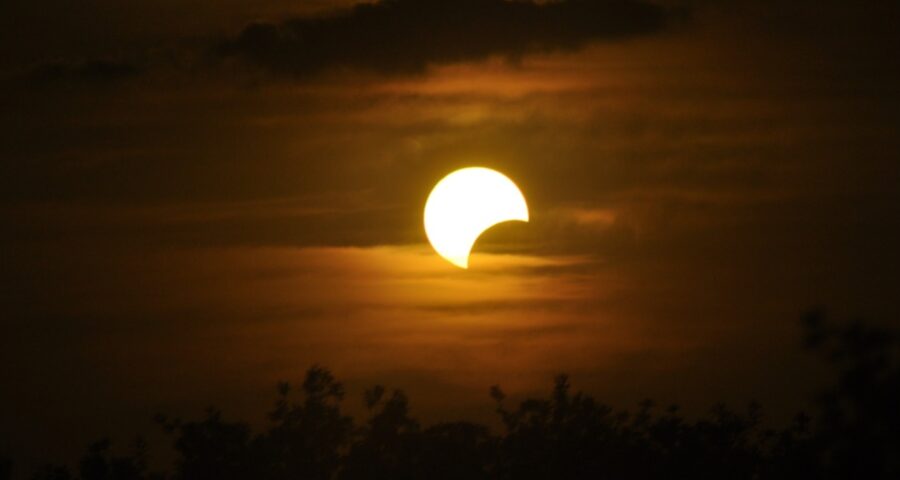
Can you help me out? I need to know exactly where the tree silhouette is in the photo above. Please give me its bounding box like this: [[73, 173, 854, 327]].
[[258, 367, 353, 480], [160, 409, 254, 480], [1, 453, 11, 480], [29, 438, 154, 480], [18, 312, 900, 479], [802, 312, 900, 479]]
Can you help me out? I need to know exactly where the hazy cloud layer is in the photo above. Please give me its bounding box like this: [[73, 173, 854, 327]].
[[220, 0, 673, 76]]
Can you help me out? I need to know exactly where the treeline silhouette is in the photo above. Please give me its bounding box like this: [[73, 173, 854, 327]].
[[4, 312, 898, 480]]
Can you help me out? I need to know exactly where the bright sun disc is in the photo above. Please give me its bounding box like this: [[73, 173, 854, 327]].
[[424, 167, 529, 269]]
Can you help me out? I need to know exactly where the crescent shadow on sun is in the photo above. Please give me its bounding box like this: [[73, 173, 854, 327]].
[[464, 218, 530, 268]]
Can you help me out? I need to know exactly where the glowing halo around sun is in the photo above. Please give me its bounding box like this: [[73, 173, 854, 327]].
[[424, 167, 529, 269]]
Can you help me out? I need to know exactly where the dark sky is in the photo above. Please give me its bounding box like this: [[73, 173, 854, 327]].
[[2, 0, 900, 472]]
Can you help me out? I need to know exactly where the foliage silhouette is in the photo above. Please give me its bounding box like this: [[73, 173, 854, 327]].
[[23, 313, 900, 480], [1, 453, 11, 480]]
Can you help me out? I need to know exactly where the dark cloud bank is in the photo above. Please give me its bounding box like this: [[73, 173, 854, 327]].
[[26, 59, 139, 85], [220, 0, 675, 76]]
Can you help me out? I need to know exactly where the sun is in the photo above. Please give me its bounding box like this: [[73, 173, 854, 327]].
[[424, 167, 529, 269]]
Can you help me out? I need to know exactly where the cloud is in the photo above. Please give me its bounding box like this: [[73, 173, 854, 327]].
[[219, 0, 675, 76], [23, 59, 139, 85]]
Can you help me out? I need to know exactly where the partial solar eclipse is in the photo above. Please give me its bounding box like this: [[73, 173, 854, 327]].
[[424, 167, 529, 269]]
